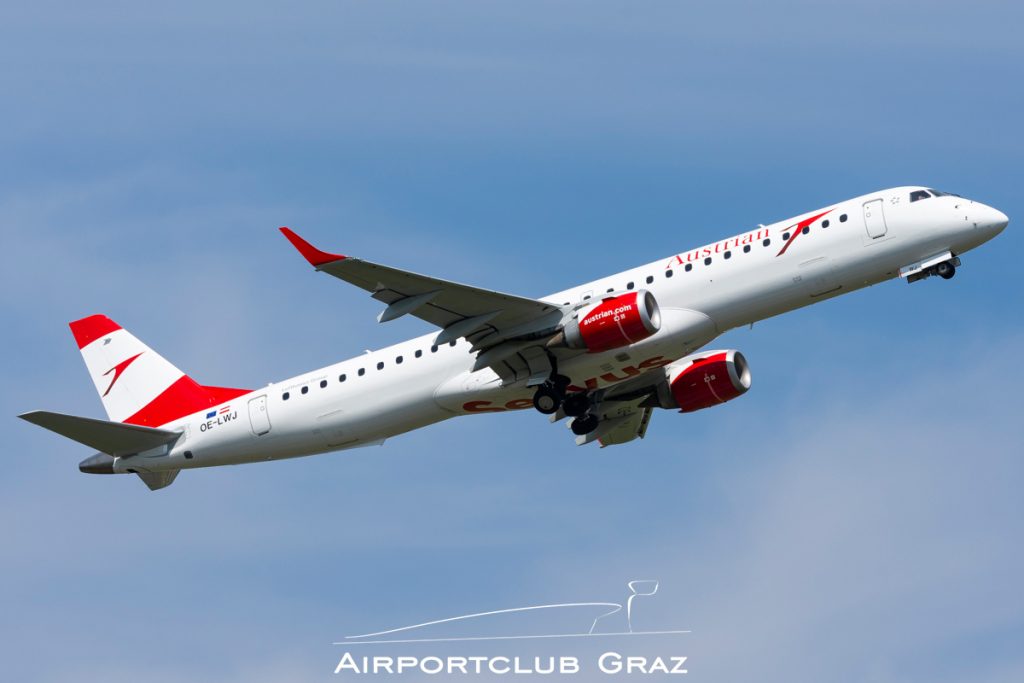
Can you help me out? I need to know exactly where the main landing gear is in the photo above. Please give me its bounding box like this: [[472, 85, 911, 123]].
[[564, 390, 598, 435], [570, 413, 599, 436], [531, 376, 569, 415], [561, 392, 590, 417], [531, 365, 600, 435]]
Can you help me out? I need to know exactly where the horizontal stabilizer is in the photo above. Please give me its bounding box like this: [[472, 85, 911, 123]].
[[18, 410, 181, 456]]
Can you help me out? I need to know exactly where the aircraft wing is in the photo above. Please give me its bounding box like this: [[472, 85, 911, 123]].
[[280, 228, 568, 383]]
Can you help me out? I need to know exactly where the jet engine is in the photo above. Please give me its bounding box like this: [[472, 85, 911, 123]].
[[652, 350, 751, 412], [550, 290, 661, 353]]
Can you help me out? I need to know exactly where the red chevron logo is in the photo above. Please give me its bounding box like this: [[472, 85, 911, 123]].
[[102, 352, 143, 397], [776, 209, 834, 257]]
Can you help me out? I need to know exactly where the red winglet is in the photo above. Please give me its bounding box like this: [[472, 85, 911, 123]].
[[69, 314, 122, 349], [279, 227, 346, 267]]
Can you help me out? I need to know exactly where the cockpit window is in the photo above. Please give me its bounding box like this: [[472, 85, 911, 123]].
[[910, 190, 932, 202], [928, 189, 961, 197]]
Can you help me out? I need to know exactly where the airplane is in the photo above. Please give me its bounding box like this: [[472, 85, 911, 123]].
[[19, 186, 1008, 490]]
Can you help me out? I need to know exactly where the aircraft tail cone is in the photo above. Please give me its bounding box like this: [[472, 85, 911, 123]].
[[79, 453, 115, 475]]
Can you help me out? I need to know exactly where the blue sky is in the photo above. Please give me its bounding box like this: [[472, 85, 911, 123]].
[[2, 2, 1022, 681]]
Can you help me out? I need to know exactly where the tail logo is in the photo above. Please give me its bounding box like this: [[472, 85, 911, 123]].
[[102, 352, 144, 397]]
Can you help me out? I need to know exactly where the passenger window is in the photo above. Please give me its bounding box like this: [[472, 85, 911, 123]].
[[743, 244, 751, 253], [802, 226, 809, 234], [377, 361, 384, 370], [665, 269, 673, 278], [645, 275, 654, 284], [822, 219, 830, 228], [724, 251, 731, 259], [685, 263, 693, 272], [910, 190, 931, 202], [763, 238, 771, 246], [339, 374, 346, 382], [704, 257, 712, 265], [358, 368, 365, 376], [606, 287, 614, 293], [449, 340, 456, 347], [283, 392, 290, 400], [840, 213, 848, 222], [396, 356, 403, 364], [319, 379, 327, 388], [626, 281, 634, 290], [431, 345, 438, 353], [415, 350, 423, 358], [782, 232, 790, 240], [301, 386, 308, 395]]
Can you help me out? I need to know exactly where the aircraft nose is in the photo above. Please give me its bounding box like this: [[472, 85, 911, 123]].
[[977, 203, 1009, 236]]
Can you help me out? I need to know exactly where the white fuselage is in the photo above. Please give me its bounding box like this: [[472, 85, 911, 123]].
[[116, 187, 1007, 474]]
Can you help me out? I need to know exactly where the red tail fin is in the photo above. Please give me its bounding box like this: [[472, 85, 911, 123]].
[[71, 314, 251, 427]]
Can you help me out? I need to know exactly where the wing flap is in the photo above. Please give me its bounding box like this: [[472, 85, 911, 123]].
[[597, 407, 654, 447]]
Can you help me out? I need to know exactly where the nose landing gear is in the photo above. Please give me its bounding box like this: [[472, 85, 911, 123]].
[[905, 255, 961, 283]]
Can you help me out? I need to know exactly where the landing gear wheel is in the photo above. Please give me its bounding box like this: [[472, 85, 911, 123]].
[[533, 385, 562, 415], [562, 393, 590, 417], [571, 413, 600, 436], [936, 261, 956, 280]]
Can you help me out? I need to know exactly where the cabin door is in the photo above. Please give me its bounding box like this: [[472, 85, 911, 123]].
[[248, 395, 271, 436], [863, 199, 888, 239]]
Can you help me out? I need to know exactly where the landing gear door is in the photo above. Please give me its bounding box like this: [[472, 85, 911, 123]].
[[796, 256, 840, 298], [248, 395, 271, 436], [863, 199, 888, 239]]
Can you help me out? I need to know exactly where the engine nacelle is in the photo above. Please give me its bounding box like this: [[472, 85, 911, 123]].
[[555, 290, 661, 353], [654, 350, 751, 412]]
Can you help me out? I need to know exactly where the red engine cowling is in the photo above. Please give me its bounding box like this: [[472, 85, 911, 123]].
[[559, 291, 661, 353], [656, 350, 751, 412]]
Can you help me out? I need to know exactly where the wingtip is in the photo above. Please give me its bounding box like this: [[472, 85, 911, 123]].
[[279, 227, 346, 267]]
